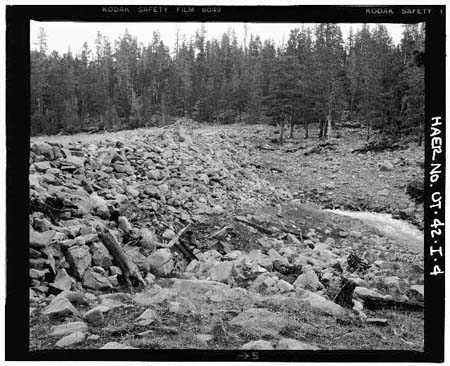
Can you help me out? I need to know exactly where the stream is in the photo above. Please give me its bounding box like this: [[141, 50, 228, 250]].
[[327, 209, 424, 253]]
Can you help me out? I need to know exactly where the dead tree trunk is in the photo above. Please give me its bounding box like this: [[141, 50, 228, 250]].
[[326, 101, 333, 140], [319, 119, 324, 139], [99, 229, 146, 290], [279, 119, 285, 144]]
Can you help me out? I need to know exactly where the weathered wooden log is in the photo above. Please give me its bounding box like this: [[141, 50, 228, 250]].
[[234, 216, 274, 235], [99, 229, 146, 290], [334, 278, 357, 308], [358, 295, 424, 312], [165, 224, 191, 248]]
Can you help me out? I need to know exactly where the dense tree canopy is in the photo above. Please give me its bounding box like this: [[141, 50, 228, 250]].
[[30, 23, 425, 142]]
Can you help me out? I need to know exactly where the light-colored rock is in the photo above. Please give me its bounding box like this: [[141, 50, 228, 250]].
[[230, 308, 299, 337], [147, 169, 160, 180], [299, 290, 346, 317], [172, 279, 232, 301], [54, 290, 88, 305], [90, 242, 113, 268], [162, 228, 176, 240], [241, 340, 274, 350], [133, 287, 174, 306], [42, 296, 79, 318], [100, 342, 137, 349], [275, 279, 294, 293], [196, 334, 213, 344], [384, 276, 401, 289], [257, 237, 280, 249], [284, 233, 302, 246], [51, 321, 88, 337], [66, 246, 91, 279], [168, 297, 197, 314], [55, 331, 86, 347], [407, 285, 424, 302], [34, 161, 52, 172], [248, 250, 273, 270], [267, 248, 289, 264], [83, 270, 113, 290], [29, 229, 55, 248], [293, 270, 324, 292], [29, 268, 49, 279], [124, 247, 149, 271], [185, 259, 201, 273], [366, 318, 388, 326], [84, 307, 104, 326], [136, 308, 157, 326], [51, 269, 75, 291], [32, 142, 54, 158], [380, 161, 394, 171], [276, 338, 320, 350], [146, 248, 174, 276], [208, 261, 235, 283], [354, 286, 389, 300]]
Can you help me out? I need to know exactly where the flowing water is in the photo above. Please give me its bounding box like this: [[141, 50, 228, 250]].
[[327, 209, 424, 253]]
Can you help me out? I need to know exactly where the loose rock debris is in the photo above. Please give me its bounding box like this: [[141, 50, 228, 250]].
[[29, 123, 424, 350]]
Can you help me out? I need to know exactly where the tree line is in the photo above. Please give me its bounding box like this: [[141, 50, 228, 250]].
[[30, 23, 424, 142]]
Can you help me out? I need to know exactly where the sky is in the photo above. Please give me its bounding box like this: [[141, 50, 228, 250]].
[[30, 21, 406, 56]]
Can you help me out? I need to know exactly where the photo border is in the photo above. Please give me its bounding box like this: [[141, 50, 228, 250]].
[[5, 4, 445, 362]]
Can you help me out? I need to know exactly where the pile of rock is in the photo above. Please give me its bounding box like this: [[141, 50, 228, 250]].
[[29, 126, 294, 301]]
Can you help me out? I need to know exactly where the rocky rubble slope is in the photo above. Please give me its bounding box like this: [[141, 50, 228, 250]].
[[29, 123, 424, 350]]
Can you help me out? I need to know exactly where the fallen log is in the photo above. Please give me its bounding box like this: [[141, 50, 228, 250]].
[[99, 229, 146, 290], [159, 224, 197, 262], [208, 225, 234, 240], [234, 216, 274, 235], [165, 224, 192, 248], [358, 295, 424, 312]]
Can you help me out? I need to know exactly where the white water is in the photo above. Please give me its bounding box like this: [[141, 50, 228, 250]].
[[327, 209, 423, 252]]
